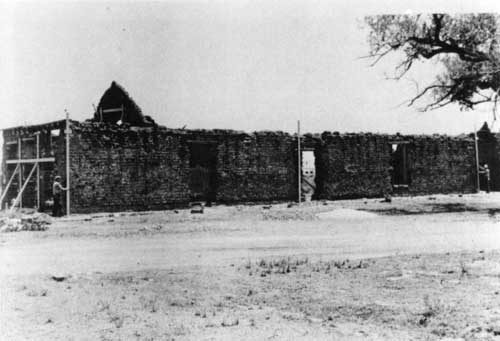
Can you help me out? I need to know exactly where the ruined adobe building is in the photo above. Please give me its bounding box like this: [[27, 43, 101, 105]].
[[1, 82, 484, 213]]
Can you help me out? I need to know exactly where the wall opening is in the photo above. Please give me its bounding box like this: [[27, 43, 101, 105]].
[[188, 142, 217, 203], [390, 142, 410, 188], [5, 140, 18, 159], [50, 129, 60, 154], [301, 150, 316, 201]]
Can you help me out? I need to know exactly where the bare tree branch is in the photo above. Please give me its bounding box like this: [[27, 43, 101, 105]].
[[364, 13, 500, 116]]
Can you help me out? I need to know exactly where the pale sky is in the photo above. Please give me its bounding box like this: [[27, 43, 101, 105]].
[[1, 0, 500, 135]]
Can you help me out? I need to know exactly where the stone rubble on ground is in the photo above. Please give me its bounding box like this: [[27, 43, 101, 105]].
[[0, 212, 52, 232]]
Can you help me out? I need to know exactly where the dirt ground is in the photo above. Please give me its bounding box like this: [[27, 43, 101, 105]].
[[2, 193, 500, 340]]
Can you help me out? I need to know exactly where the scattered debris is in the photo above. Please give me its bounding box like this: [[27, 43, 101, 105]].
[[190, 202, 204, 214], [27, 289, 48, 297], [0, 212, 51, 232], [263, 210, 317, 221], [221, 317, 239, 327], [51, 275, 68, 282]]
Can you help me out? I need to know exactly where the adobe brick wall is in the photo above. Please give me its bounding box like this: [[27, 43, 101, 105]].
[[215, 132, 298, 202], [405, 136, 476, 195], [316, 132, 476, 199], [67, 124, 299, 212], [3, 120, 478, 213], [316, 132, 393, 199], [68, 123, 191, 213]]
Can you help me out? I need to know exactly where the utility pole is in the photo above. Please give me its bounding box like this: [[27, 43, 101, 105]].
[[35, 132, 40, 210], [297, 120, 301, 204], [65, 110, 71, 215], [18, 137, 22, 208]]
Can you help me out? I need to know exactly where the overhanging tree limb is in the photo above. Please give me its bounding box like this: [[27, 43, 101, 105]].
[[364, 13, 500, 116]]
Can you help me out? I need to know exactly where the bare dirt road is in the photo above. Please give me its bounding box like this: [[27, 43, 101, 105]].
[[2, 194, 500, 340]]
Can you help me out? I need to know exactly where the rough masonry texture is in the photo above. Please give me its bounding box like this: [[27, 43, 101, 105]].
[[66, 123, 299, 212], [64, 124, 476, 212], [403, 135, 476, 195], [0, 83, 482, 213], [316, 133, 393, 199], [2, 121, 479, 214], [315, 133, 476, 200]]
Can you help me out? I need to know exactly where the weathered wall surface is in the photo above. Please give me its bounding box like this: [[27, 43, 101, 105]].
[[68, 123, 191, 213], [68, 124, 299, 212], [316, 132, 476, 199], [405, 136, 476, 195], [316, 133, 393, 199], [2, 120, 478, 214], [215, 132, 297, 202]]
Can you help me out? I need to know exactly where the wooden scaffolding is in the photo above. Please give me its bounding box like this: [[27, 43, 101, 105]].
[[1, 117, 71, 213]]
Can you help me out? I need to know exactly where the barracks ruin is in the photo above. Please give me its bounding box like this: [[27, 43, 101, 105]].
[[1, 82, 497, 214]]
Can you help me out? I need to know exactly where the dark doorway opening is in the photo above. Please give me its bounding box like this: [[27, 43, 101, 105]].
[[188, 142, 218, 203], [390, 142, 410, 189]]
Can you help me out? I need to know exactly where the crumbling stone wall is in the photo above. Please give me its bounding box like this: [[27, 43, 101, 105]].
[[68, 123, 191, 213], [404, 135, 476, 195], [68, 124, 299, 212], [316, 132, 476, 199], [215, 132, 298, 202], [316, 132, 393, 199], [3, 119, 479, 213]]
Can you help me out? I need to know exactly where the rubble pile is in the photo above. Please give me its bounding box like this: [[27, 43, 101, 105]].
[[0, 212, 52, 232]]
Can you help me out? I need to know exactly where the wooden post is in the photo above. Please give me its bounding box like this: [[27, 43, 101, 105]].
[[17, 137, 22, 208], [9, 163, 38, 212], [297, 120, 301, 204], [65, 110, 71, 216], [36, 132, 40, 210], [474, 126, 480, 193], [0, 164, 20, 206]]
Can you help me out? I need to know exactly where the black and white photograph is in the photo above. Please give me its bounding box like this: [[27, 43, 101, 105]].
[[2, 0, 500, 339]]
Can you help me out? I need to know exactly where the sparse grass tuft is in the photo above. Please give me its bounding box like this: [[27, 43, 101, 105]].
[[108, 311, 125, 328], [221, 317, 239, 327], [142, 295, 160, 313], [97, 300, 110, 312], [244, 256, 369, 276]]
